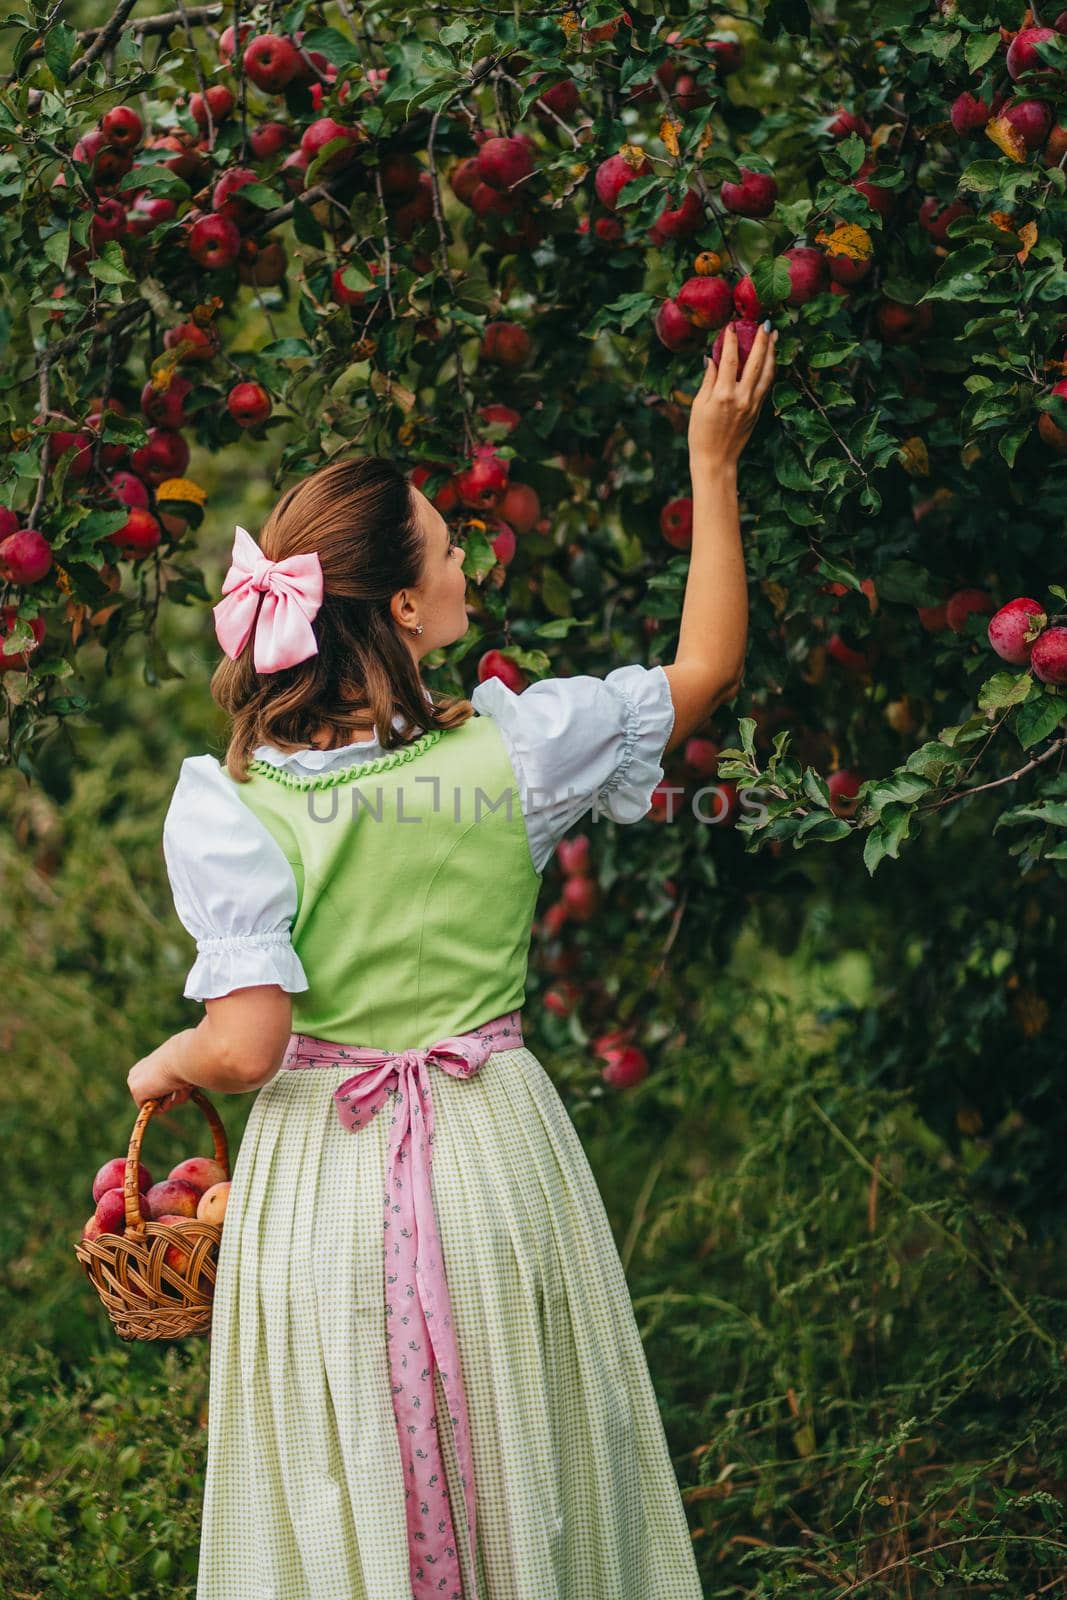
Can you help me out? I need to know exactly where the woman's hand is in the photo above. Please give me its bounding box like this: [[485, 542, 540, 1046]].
[[127, 1043, 195, 1114], [688, 320, 778, 468]]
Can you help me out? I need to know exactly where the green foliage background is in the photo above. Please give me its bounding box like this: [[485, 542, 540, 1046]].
[[1, 0, 1066, 1594]]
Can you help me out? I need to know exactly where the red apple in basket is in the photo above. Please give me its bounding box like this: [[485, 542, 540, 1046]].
[[155, 1214, 194, 1273], [81, 1214, 106, 1242], [169, 1155, 228, 1195], [144, 1178, 200, 1219], [92, 1156, 153, 1203], [94, 1187, 128, 1235], [196, 1181, 231, 1224]]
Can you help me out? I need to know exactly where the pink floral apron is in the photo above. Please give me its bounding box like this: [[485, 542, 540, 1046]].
[[281, 1008, 524, 1600]]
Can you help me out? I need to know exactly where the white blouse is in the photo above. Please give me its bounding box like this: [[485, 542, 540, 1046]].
[[162, 663, 676, 1002]]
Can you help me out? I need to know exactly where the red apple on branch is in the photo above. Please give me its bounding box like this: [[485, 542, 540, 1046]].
[[720, 166, 778, 217], [987, 597, 1047, 663], [477, 649, 527, 691], [0, 528, 52, 584], [945, 587, 995, 633], [227, 382, 272, 428], [1031, 625, 1067, 683], [101, 105, 143, 150], [243, 33, 302, 93]]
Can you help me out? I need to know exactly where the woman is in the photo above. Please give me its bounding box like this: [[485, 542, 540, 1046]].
[[128, 319, 777, 1600]]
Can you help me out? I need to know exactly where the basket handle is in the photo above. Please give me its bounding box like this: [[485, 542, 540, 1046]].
[[124, 1088, 231, 1234]]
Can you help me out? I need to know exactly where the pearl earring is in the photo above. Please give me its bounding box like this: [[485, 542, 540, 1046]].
[[410, 623, 423, 635]]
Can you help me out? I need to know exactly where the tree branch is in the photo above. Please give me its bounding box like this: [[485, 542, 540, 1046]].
[[68, 0, 141, 82]]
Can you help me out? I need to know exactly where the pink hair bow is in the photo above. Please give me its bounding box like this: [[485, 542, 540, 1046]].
[[212, 523, 324, 673]]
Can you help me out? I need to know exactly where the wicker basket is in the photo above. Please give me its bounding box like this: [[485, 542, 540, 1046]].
[[73, 1087, 231, 1342]]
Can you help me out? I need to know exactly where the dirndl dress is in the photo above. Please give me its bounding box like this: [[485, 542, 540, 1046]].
[[162, 664, 704, 1598], [194, 1017, 704, 1600]]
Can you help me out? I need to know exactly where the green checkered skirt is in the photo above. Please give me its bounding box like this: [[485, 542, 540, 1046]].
[[195, 1044, 704, 1600]]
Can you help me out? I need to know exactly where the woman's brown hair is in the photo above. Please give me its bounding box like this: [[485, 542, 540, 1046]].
[[211, 455, 474, 781]]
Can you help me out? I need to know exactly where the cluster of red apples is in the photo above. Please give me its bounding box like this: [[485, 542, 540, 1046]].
[[82, 1152, 231, 1274]]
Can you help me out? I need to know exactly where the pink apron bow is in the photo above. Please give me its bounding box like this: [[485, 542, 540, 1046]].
[[282, 1010, 524, 1600]]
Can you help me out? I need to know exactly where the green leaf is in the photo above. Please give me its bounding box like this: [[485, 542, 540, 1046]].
[[43, 230, 69, 270], [87, 241, 133, 284], [864, 773, 931, 811], [533, 617, 593, 638], [918, 244, 995, 304], [808, 341, 860, 369], [978, 670, 1033, 712], [774, 449, 815, 492], [118, 165, 190, 200], [939, 716, 989, 748], [297, 25, 363, 68], [864, 825, 890, 876], [965, 33, 1001, 72], [235, 182, 281, 209], [958, 160, 1007, 194], [795, 815, 853, 843], [100, 411, 148, 445], [1015, 692, 1066, 750], [995, 801, 1067, 831], [837, 133, 866, 176], [904, 741, 962, 783], [998, 423, 1031, 466], [752, 255, 793, 308], [874, 560, 943, 606], [404, 71, 465, 121], [802, 768, 832, 809], [292, 199, 325, 248], [540, 565, 573, 618], [815, 558, 861, 592], [509, 647, 552, 675], [260, 338, 312, 358], [44, 20, 78, 83]]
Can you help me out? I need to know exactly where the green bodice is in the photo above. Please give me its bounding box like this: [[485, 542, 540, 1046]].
[[225, 712, 543, 1052]]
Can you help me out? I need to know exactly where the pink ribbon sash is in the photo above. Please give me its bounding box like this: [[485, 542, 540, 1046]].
[[281, 1009, 524, 1600]]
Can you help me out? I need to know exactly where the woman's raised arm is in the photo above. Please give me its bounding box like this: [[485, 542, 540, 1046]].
[[661, 319, 778, 760]]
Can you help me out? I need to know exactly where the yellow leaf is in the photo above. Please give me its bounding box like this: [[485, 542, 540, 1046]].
[[1016, 220, 1038, 263], [815, 222, 873, 261], [985, 115, 1026, 163], [1012, 987, 1049, 1037], [156, 477, 207, 505], [659, 116, 682, 159], [870, 123, 895, 153], [697, 124, 714, 156], [147, 356, 180, 392], [559, 9, 580, 37], [760, 579, 789, 617], [898, 436, 930, 477], [620, 141, 649, 171]]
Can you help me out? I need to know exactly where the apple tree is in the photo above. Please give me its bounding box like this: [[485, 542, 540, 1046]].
[[0, 0, 1065, 1133]]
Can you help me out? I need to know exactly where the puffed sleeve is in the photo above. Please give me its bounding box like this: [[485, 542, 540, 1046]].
[[161, 754, 310, 1001], [469, 663, 676, 874]]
